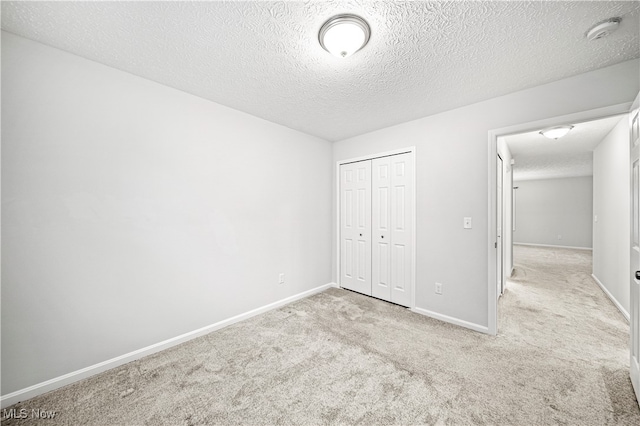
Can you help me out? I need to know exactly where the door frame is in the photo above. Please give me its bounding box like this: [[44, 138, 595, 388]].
[[497, 152, 504, 299], [629, 93, 640, 405], [486, 103, 632, 335], [336, 147, 417, 309]]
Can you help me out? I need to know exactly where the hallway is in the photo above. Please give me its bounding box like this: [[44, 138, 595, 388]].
[[501, 245, 639, 423]]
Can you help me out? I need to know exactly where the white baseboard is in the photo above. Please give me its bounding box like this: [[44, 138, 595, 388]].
[[591, 274, 630, 322], [0, 282, 338, 409], [514, 242, 593, 251], [411, 307, 489, 334]]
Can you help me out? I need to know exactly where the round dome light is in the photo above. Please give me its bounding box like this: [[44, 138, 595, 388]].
[[319, 15, 370, 58], [539, 125, 574, 140]]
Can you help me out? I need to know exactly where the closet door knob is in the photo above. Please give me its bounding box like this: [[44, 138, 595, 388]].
[[359, 233, 363, 237]]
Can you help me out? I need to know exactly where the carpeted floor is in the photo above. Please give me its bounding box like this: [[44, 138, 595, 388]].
[[2, 245, 639, 425]]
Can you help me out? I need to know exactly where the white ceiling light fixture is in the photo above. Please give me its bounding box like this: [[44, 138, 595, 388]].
[[539, 125, 574, 140], [319, 14, 370, 58], [586, 17, 622, 41]]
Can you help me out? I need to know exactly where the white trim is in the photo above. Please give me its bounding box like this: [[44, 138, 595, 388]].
[[411, 307, 490, 334], [488, 129, 498, 335], [0, 282, 338, 409], [591, 274, 630, 322], [487, 102, 632, 338], [335, 162, 341, 293], [410, 150, 417, 310], [513, 242, 593, 251], [336, 147, 417, 309]]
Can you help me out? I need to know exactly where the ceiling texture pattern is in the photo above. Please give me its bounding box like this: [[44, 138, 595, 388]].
[[2, 1, 639, 141], [503, 114, 626, 181]]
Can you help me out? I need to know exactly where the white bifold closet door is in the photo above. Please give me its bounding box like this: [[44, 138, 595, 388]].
[[340, 153, 413, 307], [340, 160, 372, 296]]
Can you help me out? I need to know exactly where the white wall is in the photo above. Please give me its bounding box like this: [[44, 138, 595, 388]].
[[593, 115, 630, 318], [1, 32, 333, 396], [513, 177, 593, 249], [498, 138, 514, 278], [332, 59, 639, 329]]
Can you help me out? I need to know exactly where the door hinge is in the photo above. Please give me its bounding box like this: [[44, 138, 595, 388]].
[[494, 242, 497, 248]]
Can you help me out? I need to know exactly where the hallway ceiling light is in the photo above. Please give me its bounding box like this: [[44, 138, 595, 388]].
[[319, 14, 370, 58], [539, 125, 574, 140]]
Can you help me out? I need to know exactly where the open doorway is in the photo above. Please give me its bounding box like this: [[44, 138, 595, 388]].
[[487, 103, 633, 336], [499, 112, 631, 318], [500, 111, 631, 315]]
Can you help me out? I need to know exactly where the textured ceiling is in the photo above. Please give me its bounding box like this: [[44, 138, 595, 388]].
[[503, 114, 625, 181], [2, 1, 639, 141]]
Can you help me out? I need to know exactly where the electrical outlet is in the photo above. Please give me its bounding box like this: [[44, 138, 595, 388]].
[[279, 273, 285, 284], [435, 282, 442, 295], [557, 235, 562, 240], [594, 215, 598, 223]]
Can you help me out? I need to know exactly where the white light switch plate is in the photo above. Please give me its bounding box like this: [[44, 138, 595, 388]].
[[464, 217, 472, 229]]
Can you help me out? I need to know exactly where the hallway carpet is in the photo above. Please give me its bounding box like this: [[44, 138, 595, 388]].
[[2, 246, 639, 425]]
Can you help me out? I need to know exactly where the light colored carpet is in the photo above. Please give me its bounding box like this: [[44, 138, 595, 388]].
[[2, 245, 639, 425]]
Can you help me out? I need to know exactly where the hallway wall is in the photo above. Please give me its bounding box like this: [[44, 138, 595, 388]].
[[593, 115, 631, 319], [513, 177, 593, 249]]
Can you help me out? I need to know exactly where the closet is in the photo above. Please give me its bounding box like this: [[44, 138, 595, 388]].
[[339, 152, 414, 307]]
